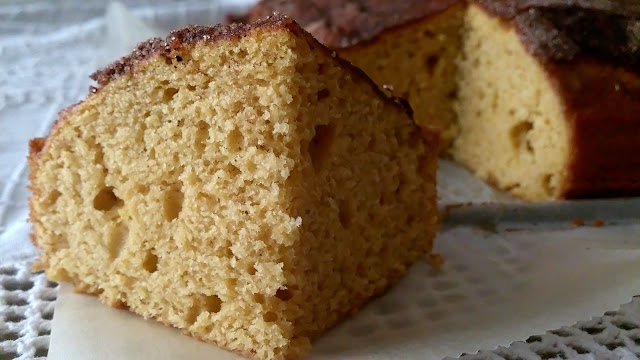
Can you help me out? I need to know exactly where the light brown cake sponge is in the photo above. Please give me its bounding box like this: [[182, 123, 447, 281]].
[[28, 15, 439, 360]]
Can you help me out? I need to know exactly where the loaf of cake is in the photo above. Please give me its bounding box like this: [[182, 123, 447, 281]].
[[28, 15, 439, 360], [238, 0, 465, 150], [240, 0, 640, 201], [452, 1, 640, 200]]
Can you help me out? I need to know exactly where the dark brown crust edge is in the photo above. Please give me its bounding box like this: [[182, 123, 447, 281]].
[[90, 13, 414, 119], [237, 0, 462, 49], [472, 0, 640, 72], [547, 60, 640, 198]]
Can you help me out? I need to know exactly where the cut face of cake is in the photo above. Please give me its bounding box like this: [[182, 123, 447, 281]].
[[452, 2, 640, 201], [241, 0, 466, 150], [28, 15, 439, 360], [241, 0, 640, 201]]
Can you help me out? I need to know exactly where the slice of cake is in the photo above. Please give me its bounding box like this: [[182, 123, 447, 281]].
[[240, 0, 640, 201], [28, 15, 439, 360], [239, 0, 465, 150], [452, 1, 640, 201]]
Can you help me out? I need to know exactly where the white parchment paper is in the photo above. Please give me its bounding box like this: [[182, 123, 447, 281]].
[[47, 3, 640, 360]]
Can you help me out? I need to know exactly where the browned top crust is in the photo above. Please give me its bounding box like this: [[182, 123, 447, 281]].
[[85, 13, 415, 119], [91, 15, 293, 88], [241, 0, 463, 49], [473, 0, 640, 71]]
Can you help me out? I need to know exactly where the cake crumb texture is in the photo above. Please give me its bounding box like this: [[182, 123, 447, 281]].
[[242, 0, 465, 150], [451, 4, 570, 201], [239, 0, 640, 201], [28, 15, 439, 360]]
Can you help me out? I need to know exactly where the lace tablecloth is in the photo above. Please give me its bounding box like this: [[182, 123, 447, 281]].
[[1, 1, 640, 359]]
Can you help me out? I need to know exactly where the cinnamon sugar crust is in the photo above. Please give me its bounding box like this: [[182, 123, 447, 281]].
[[242, 0, 462, 48], [90, 14, 413, 119], [474, 0, 640, 70], [92, 15, 295, 88]]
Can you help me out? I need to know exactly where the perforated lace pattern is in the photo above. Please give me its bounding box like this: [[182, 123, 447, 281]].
[[0, 262, 57, 360]]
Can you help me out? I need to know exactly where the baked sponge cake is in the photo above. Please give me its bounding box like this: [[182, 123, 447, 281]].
[[452, 1, 640, 200], [242, 0, 640, 201], [28, 15, 439, 360], [239, 0, 466, 150]]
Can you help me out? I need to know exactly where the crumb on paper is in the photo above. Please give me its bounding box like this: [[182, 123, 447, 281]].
[[442, 202, 472, 216], [428, 253, 445, 270], [572, 217, 585, 227], [592, 219, 604, 227]]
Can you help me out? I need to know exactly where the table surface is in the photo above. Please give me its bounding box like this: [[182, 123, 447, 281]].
[[2, 1, 640, 359]]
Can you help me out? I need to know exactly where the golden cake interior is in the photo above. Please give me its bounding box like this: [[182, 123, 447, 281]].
[[29, 22, 438, 360], [339, 4, 465, 149], [450, 4, 571, 201]]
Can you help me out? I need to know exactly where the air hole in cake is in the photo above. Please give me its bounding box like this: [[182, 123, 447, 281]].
[[225, 246, 234, 258], [175, 55, 183, 62], [162, 186, 184, 222], [425, 55, 439, 75], [247, 264, 257, 275], [195, 120, 210, 153], [338, 200, 352, 228], [93, 187, 122, 211], [162, 87, 179, 102], [262, 311, 278, 323], [186, 84, 196, 91], [185, 294, 223, 324], [225, 164, 241, 178], [227, 129, 244, 151], [185, 305, 199, 324], [142, 250, 158, 273], [246, 161, 257, 173], [203, 295, 222, 314], [253, 293, 265, 304], [43, 190, 62, 207], [318, 62, 329, 75], [504, 183, 519, 191], [510, 121, 534, 153], [542, 174, 556, 196], [225, 278, 237, 289], [317, 88, 330, 101], [236, 48, 248, 59], [91, 141, 105, 165], [108, 222, 128, 260], [308, 124, 335, 171], [275, 288, 293, 301]]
